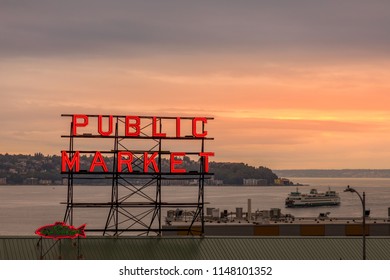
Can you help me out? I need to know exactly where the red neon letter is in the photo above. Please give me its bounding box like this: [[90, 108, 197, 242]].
[[125, 116, 140, 137], [192, 117, 208, 138], [199, 152, 214, 173], [144, 152, 159, 173], [98, 115, 113, 136], [152, 117, 166, 137], [176, 117, 181, 138], [170, 152, 186, 173], [89, 151, 108, 172], [118, 152, 133, 172], [72, 115, 88, 135], [61, 151, 80, 172]]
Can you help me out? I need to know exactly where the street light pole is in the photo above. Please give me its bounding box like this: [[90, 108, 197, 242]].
[[345, 185, 366, 260]]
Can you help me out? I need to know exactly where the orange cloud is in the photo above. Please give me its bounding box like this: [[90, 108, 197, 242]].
[[1, 56, 390, 168]]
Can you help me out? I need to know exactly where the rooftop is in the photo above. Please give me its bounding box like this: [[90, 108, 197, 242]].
[[1, 236, 390, 260]]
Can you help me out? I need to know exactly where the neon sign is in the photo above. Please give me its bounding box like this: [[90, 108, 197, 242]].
[[71, 114, 209, 138], [61, 114, 215, 174], [35, 222, 86, 239]]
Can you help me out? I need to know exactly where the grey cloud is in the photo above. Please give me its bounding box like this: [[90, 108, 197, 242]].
[[1, 0, 390, 58]]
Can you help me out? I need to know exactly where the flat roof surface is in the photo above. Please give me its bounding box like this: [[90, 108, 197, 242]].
[[1, 236, 390, 260]]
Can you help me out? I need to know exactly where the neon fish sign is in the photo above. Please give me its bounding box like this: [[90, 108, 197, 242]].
[[35, 222, 86, 239]]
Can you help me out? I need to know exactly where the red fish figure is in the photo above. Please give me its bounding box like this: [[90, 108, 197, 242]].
[[35, 222, 86, 239]]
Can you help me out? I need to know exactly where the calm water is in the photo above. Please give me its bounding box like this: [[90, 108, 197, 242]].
[[1, 177, 390, 235]]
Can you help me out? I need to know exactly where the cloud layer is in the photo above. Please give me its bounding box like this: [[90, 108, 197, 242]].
[[2, 0, 390, 57], [1, 1, 390, 168]]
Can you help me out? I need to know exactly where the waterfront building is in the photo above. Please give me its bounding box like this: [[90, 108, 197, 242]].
[[243, 178, 268, 186], [274, 178, 292, 185]]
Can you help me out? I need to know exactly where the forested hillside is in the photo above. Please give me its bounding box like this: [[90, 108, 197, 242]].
[[0, 153, 278, 185]]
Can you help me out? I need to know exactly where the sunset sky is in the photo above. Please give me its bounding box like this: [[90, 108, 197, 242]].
[[1, 0, 390, 169]]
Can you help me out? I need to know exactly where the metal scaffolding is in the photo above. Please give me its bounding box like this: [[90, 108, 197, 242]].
[[61, 114, 214, 236]]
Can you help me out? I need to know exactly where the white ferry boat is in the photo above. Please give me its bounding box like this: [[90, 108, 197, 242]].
[[285, 188, 340, 207]]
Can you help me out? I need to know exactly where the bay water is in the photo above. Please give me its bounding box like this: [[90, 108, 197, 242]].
[[1, 177, 390, 235]]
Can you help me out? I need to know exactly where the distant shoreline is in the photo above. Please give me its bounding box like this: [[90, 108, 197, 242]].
[[275, 169, 390, 178]]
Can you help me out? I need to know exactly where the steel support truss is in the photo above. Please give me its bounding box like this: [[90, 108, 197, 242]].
[[61, 114, 213, 236]]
